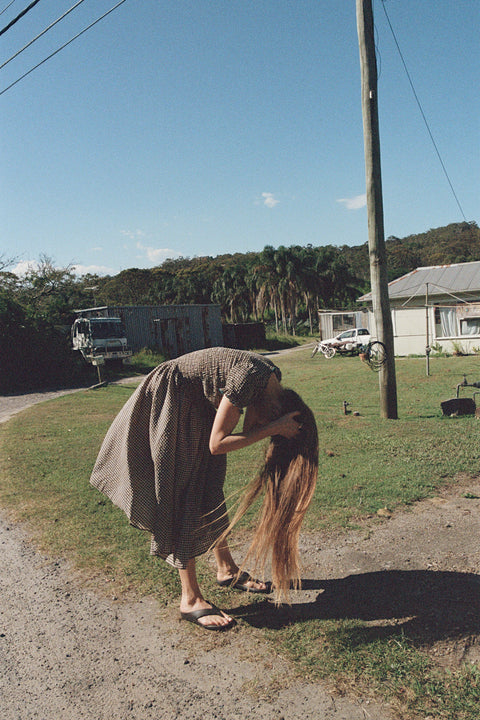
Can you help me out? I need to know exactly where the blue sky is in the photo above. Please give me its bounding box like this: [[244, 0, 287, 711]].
[[1, 0, 478, 277]]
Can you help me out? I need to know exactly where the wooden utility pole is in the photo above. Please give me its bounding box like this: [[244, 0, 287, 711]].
[[425, 282, 431, 376], [356, 0, 398, 419]]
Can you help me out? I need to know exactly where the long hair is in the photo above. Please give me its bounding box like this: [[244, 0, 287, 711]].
[[218, 388, 318, 603]]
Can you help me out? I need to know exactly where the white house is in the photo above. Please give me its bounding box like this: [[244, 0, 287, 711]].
[[357, 261, 480, 356]]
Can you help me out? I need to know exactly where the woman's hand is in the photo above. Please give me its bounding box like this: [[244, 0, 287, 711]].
[[210, 397, 302, 456]]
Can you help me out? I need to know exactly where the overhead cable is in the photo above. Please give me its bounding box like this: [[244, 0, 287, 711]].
[[0, 0, 88, 72], [380, 1, 467, 222], [0, 0, 41, 38], [0, 2, 17, 18], [0, 0, 128, 97]]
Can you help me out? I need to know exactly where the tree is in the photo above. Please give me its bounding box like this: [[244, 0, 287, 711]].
[[0, 270, 20, 294], [299, 246, 323, 334], [14, 255, 83, 325], [0, 290, 83, 393], [252, 246, 282, 331], [212, 264, 251, 322], [99, 268, 153, 305]]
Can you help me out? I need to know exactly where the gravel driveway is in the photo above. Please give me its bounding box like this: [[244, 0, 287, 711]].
[[0, 388, 87, 424]]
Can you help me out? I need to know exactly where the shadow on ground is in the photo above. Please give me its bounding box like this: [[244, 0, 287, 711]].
[[229, 569, 480, 648]]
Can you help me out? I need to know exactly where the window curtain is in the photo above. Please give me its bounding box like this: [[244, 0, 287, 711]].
[[461, 318, 480, 335], [439, 308, 458, 337]]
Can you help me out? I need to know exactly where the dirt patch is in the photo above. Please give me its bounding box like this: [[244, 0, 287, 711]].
[[0, 512, 391, 720], [298, 475, 480, 670], [2, 482, 479, 720]]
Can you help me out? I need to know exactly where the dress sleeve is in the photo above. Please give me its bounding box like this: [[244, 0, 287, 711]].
[[222, 357, 281, 408]]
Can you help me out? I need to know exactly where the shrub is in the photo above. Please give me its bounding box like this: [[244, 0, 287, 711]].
[[0, 293, 87, 392]]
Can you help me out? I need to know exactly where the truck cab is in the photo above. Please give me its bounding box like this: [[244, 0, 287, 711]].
[[71, 316, 132, 364]]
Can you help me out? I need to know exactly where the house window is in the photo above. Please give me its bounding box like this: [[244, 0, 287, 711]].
[[332, 314, 354, 332], [460, 317, 480, 336], [437, 307, 458, 337], [436, 308, 480, 337]]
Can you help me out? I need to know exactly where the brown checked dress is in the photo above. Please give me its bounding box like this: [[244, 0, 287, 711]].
[[90, 347, 281, 569]]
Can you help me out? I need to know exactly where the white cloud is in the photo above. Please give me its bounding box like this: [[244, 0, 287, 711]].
[[121, 229, 146, 240], [120, 230, 184, 266], [72, 264, 115, 276], [12, 260, 114, 277], [12, 260, 40, 276], [337, 193, 367, 210], [260, 192, 279, 209], [136, 241, 183, 265]]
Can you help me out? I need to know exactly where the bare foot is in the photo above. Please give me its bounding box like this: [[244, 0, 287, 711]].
[[180, 598, 234, 629], [217, 570, 270, 593]]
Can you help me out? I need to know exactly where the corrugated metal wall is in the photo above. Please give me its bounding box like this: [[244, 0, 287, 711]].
[[318, 310, 370, 339], [77, 305, 223, 357]]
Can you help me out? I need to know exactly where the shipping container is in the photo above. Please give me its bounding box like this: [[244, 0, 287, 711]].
[[74, 305, 223, 358]]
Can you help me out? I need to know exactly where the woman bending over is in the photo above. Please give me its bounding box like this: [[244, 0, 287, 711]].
[[90, 347, 318, 630]]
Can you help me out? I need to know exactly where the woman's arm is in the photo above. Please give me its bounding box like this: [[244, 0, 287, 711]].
[[209, 395, 301, 456], [243, 404, 263, 433]]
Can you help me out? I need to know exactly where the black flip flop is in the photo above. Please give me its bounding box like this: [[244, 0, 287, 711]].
[[217, 571, 272, 594], [180, 604, 236, 631]]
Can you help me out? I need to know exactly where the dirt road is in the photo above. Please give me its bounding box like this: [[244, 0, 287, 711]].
[[1, 382, 479, 719], [0, 387, 87, 425], [0, 512, 395, 720]]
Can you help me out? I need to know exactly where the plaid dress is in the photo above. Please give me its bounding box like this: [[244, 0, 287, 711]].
[[90, 347, 281, 568]]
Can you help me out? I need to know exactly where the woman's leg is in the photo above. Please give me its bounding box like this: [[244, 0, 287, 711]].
[[213, 539, 269, 591], [179, 558, 234, 628]]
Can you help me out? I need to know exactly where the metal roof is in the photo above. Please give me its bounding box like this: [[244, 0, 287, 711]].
[[358, 261, 480, 303]]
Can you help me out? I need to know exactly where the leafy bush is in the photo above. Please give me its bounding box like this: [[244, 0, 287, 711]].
[[0, 293, 87, 392]]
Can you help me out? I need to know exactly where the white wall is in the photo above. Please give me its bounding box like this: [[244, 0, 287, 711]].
[[366, 306, 480, 356]]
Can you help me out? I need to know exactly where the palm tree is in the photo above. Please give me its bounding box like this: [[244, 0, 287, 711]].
[[299, 246, 322, 334], [273, 245, 302, 334], [211, 264, 251, 323], [251, 246, 281, 331]]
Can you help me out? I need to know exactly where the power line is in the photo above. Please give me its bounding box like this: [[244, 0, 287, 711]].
[[380, 0, 467, 222], [0, 1, 17, 18], [0, 0, 88, 72], [0, 0, 41, 38], [0, 0, 129, 97]]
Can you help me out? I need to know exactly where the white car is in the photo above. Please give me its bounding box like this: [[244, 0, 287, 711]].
[[323, 328, 371, 354]]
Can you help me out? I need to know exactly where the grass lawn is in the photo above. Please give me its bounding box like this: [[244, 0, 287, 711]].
[[1, 349, 480, 718]]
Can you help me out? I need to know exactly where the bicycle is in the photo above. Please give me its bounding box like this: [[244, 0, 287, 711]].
[[358, 340, 387, 371], [311, 337, 365, 359], [311, 340, 336, 359]]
